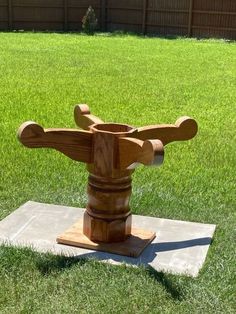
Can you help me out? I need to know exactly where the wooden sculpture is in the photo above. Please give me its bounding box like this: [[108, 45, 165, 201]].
[[18, 105, 198, 257]]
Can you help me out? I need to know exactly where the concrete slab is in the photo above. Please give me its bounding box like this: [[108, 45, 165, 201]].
[[0, 201, 216, 277]]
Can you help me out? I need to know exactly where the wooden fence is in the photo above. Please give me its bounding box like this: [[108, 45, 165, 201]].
[[0, 0, 235, 39]]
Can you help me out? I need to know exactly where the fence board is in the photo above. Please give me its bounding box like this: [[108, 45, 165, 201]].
[[13, 7, 63, 22], [8, 0, 12, 29], [0, 0, 8, 30], [148, 0, 189, 10], [147, 25, 187, 36], [13, 0, 63, 7], [193, 0, 236, 12], [64, 0, 68, 31], [0, 0, 234, 39], [13, 21, 64, 30], [107, 9, 142, 25], [108, 22, 142, 33], [187, 0, 193, 36], [0, 6, 7, 20], [68, 0, 99, 8], [142, 0, 148, 34], [108, 0, 142, 10], [147, 11, 189, 27], [100, 0, 106, 31], [193, 12, 236, 29]]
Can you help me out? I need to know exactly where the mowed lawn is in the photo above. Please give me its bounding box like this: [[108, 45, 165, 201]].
[[0, 33, 235, 313]]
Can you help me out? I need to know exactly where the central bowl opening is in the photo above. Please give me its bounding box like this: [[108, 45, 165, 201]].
[[91, 123, 135, 134]]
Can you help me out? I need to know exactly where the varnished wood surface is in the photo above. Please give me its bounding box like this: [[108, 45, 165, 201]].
[[57, 220, 156, 258], [91, 121, 137, 176], [92, 131, 116, 177], [18, 121, 93, 163], [18, 105, 197, 247], [135, 116, 198, 145], [118, 137, 164, 169], [84, 173, 132, 242], [74, 104, 104, 130], [83, 212, 132, 243], [90, 122, 136, 135]]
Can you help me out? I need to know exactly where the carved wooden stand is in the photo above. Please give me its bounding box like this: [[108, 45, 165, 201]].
[[18, 105, 198, 257]]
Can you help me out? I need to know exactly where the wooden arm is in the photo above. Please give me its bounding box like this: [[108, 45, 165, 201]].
[[18, 122, 93, 163], [135, 116, 198, 145], [74, 104, 104, 130], [118, 137, 164, 169]]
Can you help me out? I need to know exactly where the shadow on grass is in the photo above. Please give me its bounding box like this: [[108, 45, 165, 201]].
[[35, 253, 86, 276], [33, 237, 211, 300], [146, 266, 184, 300], [1, 236, 210, 300], [0, 244, 188, 300], [1, 235, 212, 273], [2, 236, 212, 276], [34, 253, 183, 300]]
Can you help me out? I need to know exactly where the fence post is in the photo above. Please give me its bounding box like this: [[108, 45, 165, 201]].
[[142, 0, 148, 34], [8, 0, 12, 30], [188, 0, 193, 37], [64, 0, 68, 31], [101, 0, 106, 31]]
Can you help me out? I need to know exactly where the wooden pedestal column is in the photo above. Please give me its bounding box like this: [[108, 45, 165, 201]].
[[84, 122, 135, 243], [18, 104, 198, 257], [84, 172, 132, 243]]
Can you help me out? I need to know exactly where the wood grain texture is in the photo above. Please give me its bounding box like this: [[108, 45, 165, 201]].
[[57, 220, 156, 258], [83, 211, 132, 243], [8, 0, 12, 30], [92, 131, 116, 176], [90, 122, 137, 176], [135, 116, 198, 145], [18, 106, 197, 248], [74, 104, 104, 130], [18, 121, 93, 163], [118, 137, 164, 169], [142, 0, 148, 34], [188, 0, 194, 37], [63, 0, 68, 31], [84, 172, 132, 242]]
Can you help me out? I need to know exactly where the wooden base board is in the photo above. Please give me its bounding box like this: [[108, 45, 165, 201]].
[[56, 220, 156, 258]]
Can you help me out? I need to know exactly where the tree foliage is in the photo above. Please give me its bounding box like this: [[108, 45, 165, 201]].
[[82, 6, 98, 35]]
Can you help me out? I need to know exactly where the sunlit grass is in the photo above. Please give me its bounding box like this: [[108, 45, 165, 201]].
[[0, 33, 235, 313]]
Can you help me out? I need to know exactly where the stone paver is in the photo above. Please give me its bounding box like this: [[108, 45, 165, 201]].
[[0, 201, 216, 277]]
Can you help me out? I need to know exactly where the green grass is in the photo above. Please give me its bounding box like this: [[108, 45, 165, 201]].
[[0, 32, 235, 313]]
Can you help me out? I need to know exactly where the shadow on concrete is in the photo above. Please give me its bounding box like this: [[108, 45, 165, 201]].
[[150, 237, 212, 252], [35, 236, 212, 275], [69, 236, 213, 265]]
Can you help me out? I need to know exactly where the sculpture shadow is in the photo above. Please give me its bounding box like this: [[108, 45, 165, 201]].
[[35, 237, 212, 299], [145, 266, 183, 300], [71, 236, 213, 265], [35, 253, 87, 276], [68, 236, 212, 299], [35, 252, 182, 300]]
